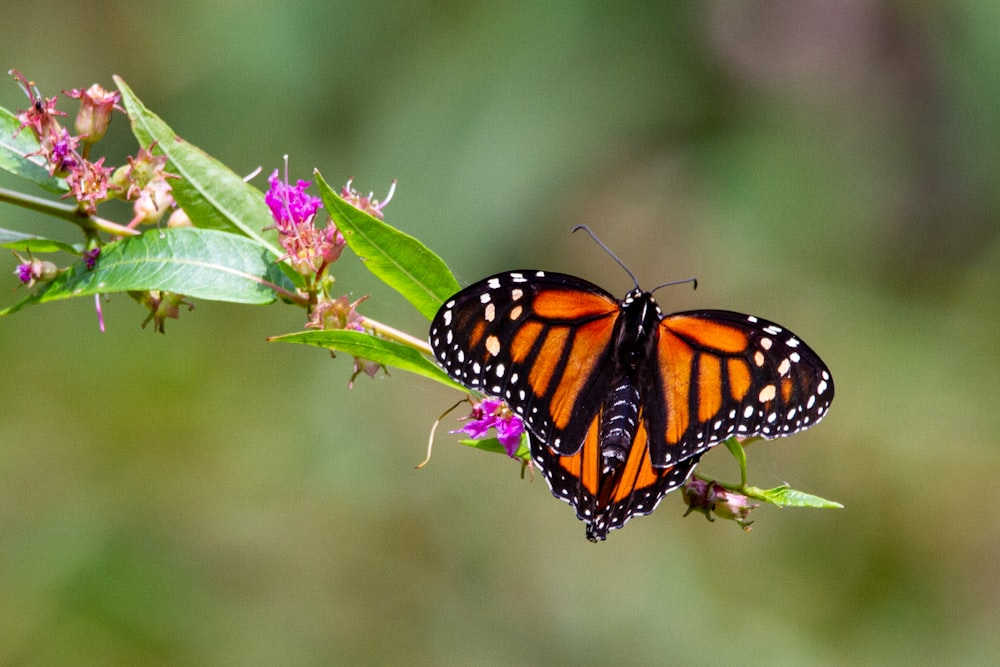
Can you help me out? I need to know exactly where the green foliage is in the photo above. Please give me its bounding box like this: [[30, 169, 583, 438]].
[[0, 228, 77, 253], [1, 227, 288, 316], [745, 485, 845, 510], [459, 433, 531, 463], [719, 436, 843, 510], [115, 77, 283, 258], [316, 172, 460, 320], [272, 329, 465, 391]]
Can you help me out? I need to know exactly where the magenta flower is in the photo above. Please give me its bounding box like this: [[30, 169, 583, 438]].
[[15, 262, 33, 284], [83, 248, 100, 270], [454, 397, 525, 458], [265, 169, 322, 230], [48, 128, 80, 175], [13, 254, 57, 288], [265, 158, 345, 275]]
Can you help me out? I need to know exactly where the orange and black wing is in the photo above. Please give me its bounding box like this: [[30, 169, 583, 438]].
[[642, 310, 834, 468], [531, 409, 699, 541], [430, 271, 623, 456]]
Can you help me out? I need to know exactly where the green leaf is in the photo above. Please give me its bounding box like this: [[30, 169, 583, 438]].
[[271, 329, 466, 391], [459, 433, 531, 463], [746, 485, 844, 510], [0, 227, 287, 316], [0, 228, 78, 254], [0, 106, 67, 193], [113, 76, 283, 259], [314, 172, 460, 320]]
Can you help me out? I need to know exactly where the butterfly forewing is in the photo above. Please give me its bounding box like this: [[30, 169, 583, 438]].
[[642, 310, 834, 467], [429, 271, 622, 455]]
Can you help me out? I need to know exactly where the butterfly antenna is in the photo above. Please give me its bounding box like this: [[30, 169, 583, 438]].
[[572, 225, 640, 289], [651, 276, 698, 293]]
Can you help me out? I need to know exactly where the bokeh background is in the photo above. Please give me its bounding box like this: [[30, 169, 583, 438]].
[[2, 1, 998, 664]]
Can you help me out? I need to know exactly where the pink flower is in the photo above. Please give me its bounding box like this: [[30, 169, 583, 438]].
[[12, 253, 57, 288], [64, 83, 121, 144], [63, 157, 117, 214], [454, 397, 525, 458], [10, 70, 65, 141], [341, 178, 395, 219], [306, 295, 367, 332], [265, 158, 344, 276]]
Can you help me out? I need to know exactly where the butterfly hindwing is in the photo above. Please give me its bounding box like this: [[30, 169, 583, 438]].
[[430, 271, 623, 456], [531, 410, 700, 541], [642, 310, 834, 467]]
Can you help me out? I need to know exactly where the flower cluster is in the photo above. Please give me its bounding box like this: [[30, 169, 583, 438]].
[[12, 71, 179, 227], [453, 397, 525, 458], [9, 71, 187, 331], [118, 145, 180, 228], [265, 160, 399, 385], [13, 71, 121, 215], [265, 163, 344, 276]]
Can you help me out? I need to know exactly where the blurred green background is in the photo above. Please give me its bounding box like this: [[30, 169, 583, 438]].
[[2, 1, 999, 664]]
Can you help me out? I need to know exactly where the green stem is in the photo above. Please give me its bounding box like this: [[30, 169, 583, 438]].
[[0, 186, 140, 237], [692, 471, 744, 493], [360, 316, 432, 355]]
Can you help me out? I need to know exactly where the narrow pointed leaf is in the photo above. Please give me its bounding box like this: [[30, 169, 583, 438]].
[[0, 228, 78, 254], [746, 485, 844, 509], [459, 433, 531, 463], [114, 76, 282, 258], [314, 172, 460, 320], [271, 329, 466, 391], [0, 107, 67, 193], [0, 227, 287, 316]]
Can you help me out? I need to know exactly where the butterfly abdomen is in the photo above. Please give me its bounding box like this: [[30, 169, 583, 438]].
[[598, 379, 640, 462]]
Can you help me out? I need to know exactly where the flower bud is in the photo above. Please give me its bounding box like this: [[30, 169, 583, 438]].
[[167, 208, 192, 228], [66, 84, 120, 144], [682, 478, 759, 530]]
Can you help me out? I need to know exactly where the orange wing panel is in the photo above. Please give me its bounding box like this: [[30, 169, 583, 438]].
[[655, 329, 694, 445], [531, 289, 619, 320], [664, 316, 750, 354], [548, 317, 617, 431], [696, 353, 723, 423]]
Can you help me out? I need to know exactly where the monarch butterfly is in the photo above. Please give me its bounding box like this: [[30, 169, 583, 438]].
[[429, 227, 834, 541]]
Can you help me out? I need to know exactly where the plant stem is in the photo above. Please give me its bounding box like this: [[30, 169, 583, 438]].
[[0, 186, 139, 237], [360, 316, 432, 355]]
